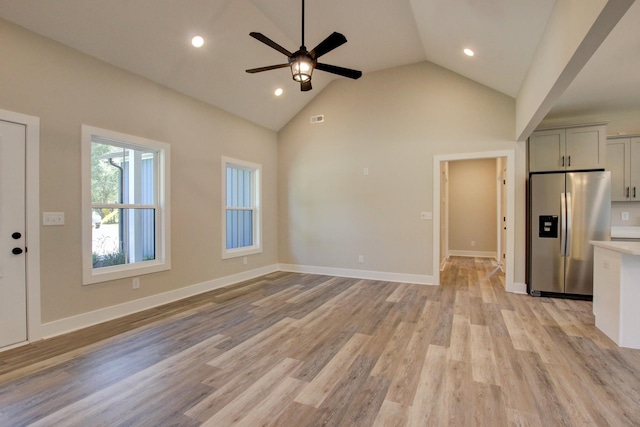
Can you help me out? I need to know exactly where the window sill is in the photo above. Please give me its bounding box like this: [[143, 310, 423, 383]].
[[83, 260, 170, 285], [222, 246, 262, 260]]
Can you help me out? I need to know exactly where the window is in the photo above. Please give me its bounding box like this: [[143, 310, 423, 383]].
[[222, 156, 261, 259], [82, 125, 170, 284]]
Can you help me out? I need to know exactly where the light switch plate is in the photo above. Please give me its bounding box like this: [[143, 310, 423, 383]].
[[420, 212, 432, 220], [43, 212, 65, 226]]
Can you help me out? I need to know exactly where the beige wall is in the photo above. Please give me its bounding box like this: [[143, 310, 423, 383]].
[[448, 159, 497, 254], [278, 61, 527, 281], [0, 20, 278, 323]]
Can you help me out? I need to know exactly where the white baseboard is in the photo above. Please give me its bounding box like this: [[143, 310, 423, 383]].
[[39, 264, 279, 340], [448, 250, 497, 259], [512, 282, 528, 294], [278, 263, 433, 286]]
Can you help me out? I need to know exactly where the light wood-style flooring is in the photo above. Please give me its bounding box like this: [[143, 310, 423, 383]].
[[1, 257, 640, 426]]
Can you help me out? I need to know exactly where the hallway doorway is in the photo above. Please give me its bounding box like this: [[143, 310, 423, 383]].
[[433, 150, 515, 293]]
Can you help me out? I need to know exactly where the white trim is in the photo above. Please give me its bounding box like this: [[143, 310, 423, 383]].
[[0, 108, 41, 343], [512, 282, 528, 294], [448, 250, 498, 259], [496, 160, 502, 267], [278, 264, 434, 286], [433, 150, 516, 292], [40, 264, 279, 339], [81, 125, 171, 285]]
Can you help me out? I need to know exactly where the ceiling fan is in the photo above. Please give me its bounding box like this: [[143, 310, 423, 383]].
[[246, 0, 362, 92]]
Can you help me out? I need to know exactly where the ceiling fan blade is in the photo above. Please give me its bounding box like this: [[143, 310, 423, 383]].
[[301, 80, 312, 91], [316, 63, 362, 79], [249, 32, 293, 57], [309, 32, 347, 59], [246, 64, 290, 74]]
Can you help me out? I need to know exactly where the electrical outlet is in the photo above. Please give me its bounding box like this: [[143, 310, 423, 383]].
[[132, 278, 140, 289], [358, 255, 364, 263], [471, 240, 476, 247], [622, 211, 630, 221], [364, 168, 369, 176], [421, 212, 432, 220], [243, 256, 248, 265]]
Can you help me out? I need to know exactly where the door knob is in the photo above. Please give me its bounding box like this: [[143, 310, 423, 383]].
[[12, 232, 21, 239], [12, 248, 23, 255]]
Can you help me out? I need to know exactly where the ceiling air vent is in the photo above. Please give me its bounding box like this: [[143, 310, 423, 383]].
[[310, 115, 324, 124]]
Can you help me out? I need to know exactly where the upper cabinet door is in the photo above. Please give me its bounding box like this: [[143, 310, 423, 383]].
[[529, 124, 606, 172], [630, 137, 640, 200], [529, 129, 565, 172], [606, 138, 630, 201], [565, 125, 606, 171]]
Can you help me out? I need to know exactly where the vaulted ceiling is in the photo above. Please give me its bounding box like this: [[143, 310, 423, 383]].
[[0, 0, 637, 131]]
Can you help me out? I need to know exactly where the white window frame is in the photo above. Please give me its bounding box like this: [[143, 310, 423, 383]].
[[81, 125, 171, 285], [221, 156, 262, 259]]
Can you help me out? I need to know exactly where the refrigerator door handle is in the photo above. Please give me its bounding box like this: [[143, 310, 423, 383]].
[[566, 192, 572, 256], [560, 192, 567, 256]]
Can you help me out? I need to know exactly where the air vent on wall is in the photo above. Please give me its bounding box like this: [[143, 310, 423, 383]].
[[310, 115, 324, 124]]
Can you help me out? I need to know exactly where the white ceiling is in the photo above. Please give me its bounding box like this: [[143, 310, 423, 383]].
[[0, 0, 636, 131]]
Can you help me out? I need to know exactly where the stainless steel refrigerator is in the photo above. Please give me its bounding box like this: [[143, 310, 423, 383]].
[[529, 171, 611, 297]]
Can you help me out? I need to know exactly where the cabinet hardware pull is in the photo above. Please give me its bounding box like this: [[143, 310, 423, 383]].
[[568, 155, 571, 167], [627, 187, 630, 198], [561, 155, 565, 167]]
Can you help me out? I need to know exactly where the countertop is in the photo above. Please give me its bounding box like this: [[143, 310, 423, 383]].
[[590, 240, 640, 255], [611, 226, 640, 239]]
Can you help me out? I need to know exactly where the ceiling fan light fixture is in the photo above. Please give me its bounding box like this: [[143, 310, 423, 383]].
[[246, 0, 361, 91], [291, 55, 314, 82]]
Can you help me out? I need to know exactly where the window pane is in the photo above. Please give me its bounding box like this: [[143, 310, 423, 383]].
[[91, 142, 124, 204], [92, 207, 156, 268], [226, 166, 252, 208], [91, 142, 156, 205], [226, 209, 253, 249]]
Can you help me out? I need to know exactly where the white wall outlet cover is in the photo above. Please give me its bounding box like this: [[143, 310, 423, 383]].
[[43, 212, 65, 226]]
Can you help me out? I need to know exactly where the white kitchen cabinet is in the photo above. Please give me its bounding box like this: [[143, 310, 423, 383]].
[[529, 125, 606, 172], [606, 136, 640, 201]]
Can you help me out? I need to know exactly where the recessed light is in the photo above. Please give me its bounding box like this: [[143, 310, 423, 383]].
[[191, 36, 204, 48], [463, 48, 475, 57], [274, 88, 283, 97]]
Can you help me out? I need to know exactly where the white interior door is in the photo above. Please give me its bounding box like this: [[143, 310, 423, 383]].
[[0, 119, 27, 348]]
